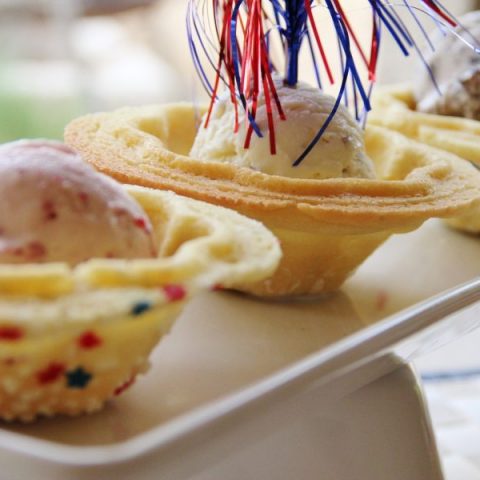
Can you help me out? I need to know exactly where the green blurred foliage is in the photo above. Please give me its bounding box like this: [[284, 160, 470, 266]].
[[0, 92, 84, 142]]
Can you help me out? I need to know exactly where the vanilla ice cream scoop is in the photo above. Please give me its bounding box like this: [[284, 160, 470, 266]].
[[190, 80, 375, 179], [0, 140, 156, 265]]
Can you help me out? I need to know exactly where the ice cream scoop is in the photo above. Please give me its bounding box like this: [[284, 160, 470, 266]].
[[0, 140, 156, 265], [415, 11, 480, 120], [190, 79, 375, 179]]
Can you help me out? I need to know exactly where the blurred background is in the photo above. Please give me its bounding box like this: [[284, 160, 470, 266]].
[[0, 0, 478, 143]]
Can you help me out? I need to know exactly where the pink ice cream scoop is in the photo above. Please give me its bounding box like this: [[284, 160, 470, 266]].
[[0, 140, 156, 265]]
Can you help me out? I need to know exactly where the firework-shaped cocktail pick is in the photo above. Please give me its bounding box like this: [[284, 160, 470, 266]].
[[187, 0, 478, 165]]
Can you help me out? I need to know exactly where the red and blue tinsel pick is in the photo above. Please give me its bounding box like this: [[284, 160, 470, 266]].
[[187, 0, 478, 166]]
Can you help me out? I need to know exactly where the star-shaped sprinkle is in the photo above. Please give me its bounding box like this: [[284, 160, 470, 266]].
[[163, 284, 186, 302], [78, 331, 102, 349], [0, 326, 24, 341], [131, 301, 152, 316], [65, 367, 92, 389], [37, 363, 65, 384], [133, 217, 149, 231]]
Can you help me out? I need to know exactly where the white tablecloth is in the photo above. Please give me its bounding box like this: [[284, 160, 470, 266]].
[[417, 329, 480, 480]]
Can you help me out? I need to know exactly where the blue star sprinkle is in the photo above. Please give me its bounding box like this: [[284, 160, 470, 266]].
[[131, 301, 152, 316], [66, 367, 92, 389]]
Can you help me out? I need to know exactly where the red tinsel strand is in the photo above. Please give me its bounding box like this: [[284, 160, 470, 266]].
[[244, 0, 262, 148], [256, 5, 285, 120], [421, 0, 457, 27], [368, 19, 380, 82], [261, 70, 276, 154], [237, 0, 282, 154], [240, 2, 255, 93], [304, 0, 335, 85], [258, 9, 278, 153], [204, 1, 232, 128], [261, 46, 286, 121], [225, 24, 240, 132]]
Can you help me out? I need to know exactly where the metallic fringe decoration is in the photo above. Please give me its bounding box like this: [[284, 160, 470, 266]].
[[187, 0, 477, 164]]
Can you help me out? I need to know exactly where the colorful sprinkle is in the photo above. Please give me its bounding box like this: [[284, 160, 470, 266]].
[[78, 331, 102, 349], [133, 217, 149, 232], [376, 290, 389, 311], [66, 367, 92, 389], [42, 200, 58, 221], [0, 326, 24, 341], [114, 376, 136, 396], [163, 284, 187, 302], [25, 241, 46, 260], [37, 363, 66, 385], [78, 192, 89, 205], [131, 301, 153, 316]]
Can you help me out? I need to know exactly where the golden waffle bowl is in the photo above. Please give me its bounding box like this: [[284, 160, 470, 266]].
[[0, 186, 280, 421], [369, 85, 480, 164], [65, 104, 480, 296], [368, 85, 480, 233]]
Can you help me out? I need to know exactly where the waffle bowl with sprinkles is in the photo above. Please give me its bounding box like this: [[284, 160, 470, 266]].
[[66, 1, 480, 297], [0, 141, 280, 421]]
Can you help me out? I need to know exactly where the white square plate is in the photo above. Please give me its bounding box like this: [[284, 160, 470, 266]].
[[0, 219, 479, 479]]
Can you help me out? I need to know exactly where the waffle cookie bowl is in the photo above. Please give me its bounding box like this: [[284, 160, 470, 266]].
[[368, 85, 480, 234], [65, 103, 480, 297], [0, 185, 280, 421], [368, 85, 480, 168]]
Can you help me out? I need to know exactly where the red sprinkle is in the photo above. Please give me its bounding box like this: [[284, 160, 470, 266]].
[[42, 200, 58, 221], [78, 192, 89, 204], [134, 217, 148, 231], [0, 326, 24, 341], [163, 284, 187, 302], [376, 290, 389, 311], [114, 376, 136, 396], [25, 242, 46, 260], [78, 331, 102, 349], [37, 363, 65, 385], [212, 284, 224, 291]]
